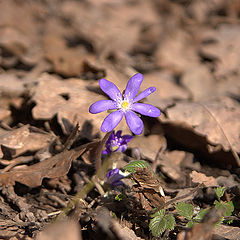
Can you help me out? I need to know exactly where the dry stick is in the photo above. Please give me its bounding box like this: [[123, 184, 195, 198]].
[[152, 141, 167, 172], [198, 103, 240, 167], [63, 123, 80, 151], [94, 131, 112, 177], [165, 184, 204, 208], [0, 156, 33, 173]]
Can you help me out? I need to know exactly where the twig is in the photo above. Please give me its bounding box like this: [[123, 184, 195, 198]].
[[0, 156, 33, 173], [165, 184, 203, 207], [63, 123, 80, 151], [92, 131, 112, 178]]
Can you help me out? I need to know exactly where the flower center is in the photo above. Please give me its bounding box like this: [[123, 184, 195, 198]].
[[121, 101, 129, 110]]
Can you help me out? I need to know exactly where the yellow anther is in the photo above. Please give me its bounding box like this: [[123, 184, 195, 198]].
[[121, 101, 129, 109], [111, 145, 119, 151]]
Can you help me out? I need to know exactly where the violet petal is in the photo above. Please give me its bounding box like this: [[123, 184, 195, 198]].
[[125, 110, 143, 135], [101, 110, 123, 132], [102, 149, 110, 155], [112, 180, 123, 187], [133, 87, 156, 103], [99, 79, 122, 101], [89, 100, 117, 114], [116, 130, 122, 138], [107, 168, 119, 178], [124, 73, 143, 101], [131, 103, 161, 117], [122, 135, 134, 143]]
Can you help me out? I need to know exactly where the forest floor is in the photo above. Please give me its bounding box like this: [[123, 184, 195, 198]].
[[0, 0, 240, 239]]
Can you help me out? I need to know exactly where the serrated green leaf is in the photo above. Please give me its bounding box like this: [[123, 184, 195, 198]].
[[186, 220, 194, 228], [151, 209, 165, 218], [164, 214, 176, 230], [216, 216, 224, 226], [214, 200, 221, 208], [214, 200, 234, 217], [149, 216, 167, 237], [194, 208, 209, 222], [123, 160, 148, 173], [175, 202, 194, 220], [222, 201, 234, 217], [214, 187, 225, 201]]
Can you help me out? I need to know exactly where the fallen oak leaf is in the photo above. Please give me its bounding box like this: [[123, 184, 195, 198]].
[[0, 142, 97, 188], [132, 167, 165, 210], [190, 171, 217, 187], [161, 98, 240, 167], [0, 124, 53, 158]]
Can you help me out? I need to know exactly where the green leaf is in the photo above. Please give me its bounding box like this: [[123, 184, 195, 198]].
[[222, 201, 234, 217], [175, 202, 194, 220], [214, 187, 225, 201], [194, 208, 209, 222], [149, 216, 167, 237], [115, 193, 125, 201], [123, 160, 148, 173], [214, 200, 234, 217], [186, 221, 194, 228], [164, 214, 176, 230], [151, 209, 165, 218]]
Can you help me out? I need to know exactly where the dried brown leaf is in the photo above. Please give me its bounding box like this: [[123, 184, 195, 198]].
[[162, 98, 240, 166], [132, 167, 165, 210], [0, 125, 53, 158], [190, 170, 217, 187], [213, 224, 240, 239], [0, 144, 90, 188]]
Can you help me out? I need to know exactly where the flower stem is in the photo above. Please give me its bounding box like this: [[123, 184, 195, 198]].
[[95, 131, 112, 174]]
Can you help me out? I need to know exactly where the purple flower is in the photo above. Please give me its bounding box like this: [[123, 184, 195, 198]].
[[103, 130, 133, 154], [89, 73, 161, 135], [107, 168, 124, 187]]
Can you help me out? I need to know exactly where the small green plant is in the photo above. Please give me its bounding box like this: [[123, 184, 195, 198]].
[[175, 202, 208, 227], [121, 160, 235, 237], [149, 209, 175, 237], [123, 160, 148, 173], [214, 187, 234, 224]]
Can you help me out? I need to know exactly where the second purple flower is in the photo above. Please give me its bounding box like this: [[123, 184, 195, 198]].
[[89, 73, 161, 135]]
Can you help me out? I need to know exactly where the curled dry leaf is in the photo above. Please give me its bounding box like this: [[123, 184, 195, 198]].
[[132, 167, 165, 210], [162, 98, 240, 167], [0, 144, 91, 188], [190, 171, 217, 187], [0, 125, 53, 158], [29, 73, 103, 135]]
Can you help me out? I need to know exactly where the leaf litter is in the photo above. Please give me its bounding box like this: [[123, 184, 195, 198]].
[[0, 0, 240, 239]]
